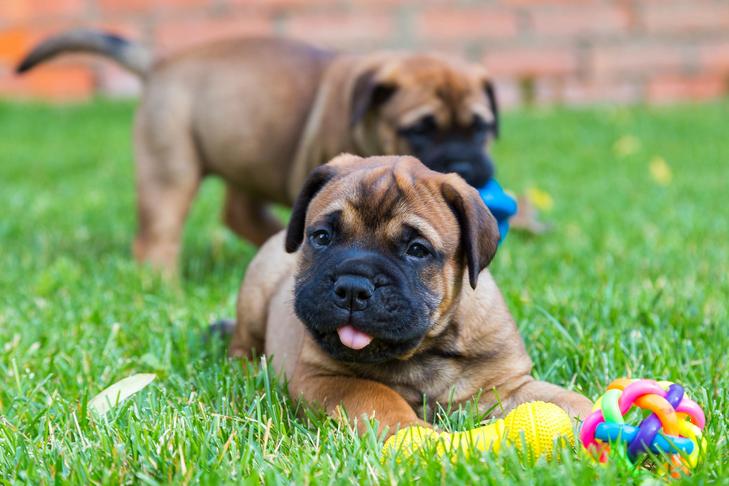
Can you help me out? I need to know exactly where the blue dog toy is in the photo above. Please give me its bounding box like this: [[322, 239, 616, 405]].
[[479, 179, 517, 242]]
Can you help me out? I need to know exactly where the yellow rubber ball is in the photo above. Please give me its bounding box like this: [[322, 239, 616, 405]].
[[503, 401, 574, 460]]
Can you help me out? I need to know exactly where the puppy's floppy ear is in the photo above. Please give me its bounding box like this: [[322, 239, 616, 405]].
[[350, 69, 397, 127], [285, 165, 336, 253], [441, 179, 500, 289], [483, 80, 500, 138]]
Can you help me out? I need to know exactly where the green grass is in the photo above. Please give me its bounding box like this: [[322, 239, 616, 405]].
[[0, 99, 727, 484]]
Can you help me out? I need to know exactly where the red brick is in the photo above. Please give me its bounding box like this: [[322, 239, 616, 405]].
[[591, 43, 686, 77], [35, 0, 86, 17], [97, 0, 155, 15], [0, 27, 52, 64], [488, 76, 522, 109], [155, 15, 274, 52], [483, 46, 578, 77], [641, 1, 729, 34], [529, 4, 631, 37], [698, 40, 729, 73], [503, 0, 601, 4], [101, 0, 210, 15], [414, 45, 471, 60], [0, 64, 95, 99], [228, 0, 340, 11], [2, 0, 727, 105], [351, 0, 416, 5], [415, 7, 518, 41], [0, 0, 27, 22], [647, 74, 726, 103], [285, 12, 394, 48], [156, 0, 211, 8], [546, 77, 642, 105], [1, 0, 85, 20]]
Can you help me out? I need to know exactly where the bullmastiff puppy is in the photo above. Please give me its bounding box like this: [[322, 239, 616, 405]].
[[229, 154, 592, 435], [18, 30, 500, 275]]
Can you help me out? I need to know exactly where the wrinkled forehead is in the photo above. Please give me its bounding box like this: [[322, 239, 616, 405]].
[[390, 68, 493, 127], [306, 169, 460, 250]]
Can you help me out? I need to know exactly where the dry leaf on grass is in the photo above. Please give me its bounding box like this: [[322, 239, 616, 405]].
[[89, 373, 156, 417]]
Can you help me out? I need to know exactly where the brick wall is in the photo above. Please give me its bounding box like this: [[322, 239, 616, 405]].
[[1, 0, 728, 106]]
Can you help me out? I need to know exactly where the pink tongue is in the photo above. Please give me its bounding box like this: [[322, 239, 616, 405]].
[[336, 325, 374, 350]]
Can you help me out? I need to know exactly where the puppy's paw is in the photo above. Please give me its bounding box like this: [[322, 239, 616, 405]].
[[556, 393, 594, 423]]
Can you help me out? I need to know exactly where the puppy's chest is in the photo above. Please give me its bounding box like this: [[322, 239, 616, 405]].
[[353, 352, 478, 412]]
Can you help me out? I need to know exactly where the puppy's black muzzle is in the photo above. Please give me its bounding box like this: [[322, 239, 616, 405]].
[[418, 144, 494, 188], [294, 246, 433, 363], [447, 156, 494, 187]]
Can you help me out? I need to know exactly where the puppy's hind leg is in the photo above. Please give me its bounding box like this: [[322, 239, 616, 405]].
[[133, 125, 202, 277], [223, 185, 282, 246]]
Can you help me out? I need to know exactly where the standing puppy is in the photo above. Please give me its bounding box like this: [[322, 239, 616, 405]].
[[18, 30, 500, 275], [230, 154, 591, 434]]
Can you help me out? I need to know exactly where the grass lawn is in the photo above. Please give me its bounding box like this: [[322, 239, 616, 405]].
[[0, 99, 727, 484]]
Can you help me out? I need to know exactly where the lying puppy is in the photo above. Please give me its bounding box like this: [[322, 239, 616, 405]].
[[229, 154, 591, 434], [18, 30, 500, 275]]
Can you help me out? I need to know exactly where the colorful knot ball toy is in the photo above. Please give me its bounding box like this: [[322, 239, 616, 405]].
[[580, 378, 705, 473]]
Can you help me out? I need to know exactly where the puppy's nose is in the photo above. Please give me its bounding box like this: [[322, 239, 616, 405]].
[[333, 275, 374, 311]]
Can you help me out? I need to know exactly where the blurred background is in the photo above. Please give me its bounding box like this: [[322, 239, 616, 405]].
[[1, 0, 728, 107]]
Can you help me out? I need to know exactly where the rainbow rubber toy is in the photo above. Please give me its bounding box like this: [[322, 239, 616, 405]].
[[383, 401, 574, 462], [580, 378, 706, 475]]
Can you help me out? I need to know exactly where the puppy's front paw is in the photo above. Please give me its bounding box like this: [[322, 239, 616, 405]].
[[556, 392, 594, 422]]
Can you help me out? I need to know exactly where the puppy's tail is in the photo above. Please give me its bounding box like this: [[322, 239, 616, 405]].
[[16, 29, 152, 78]]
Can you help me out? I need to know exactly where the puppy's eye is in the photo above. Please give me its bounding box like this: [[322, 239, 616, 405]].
[[310, 229, 332, 248], [472, 115, 489, 131], [406, 242, 431, 259], [403, 116, 437, 136]]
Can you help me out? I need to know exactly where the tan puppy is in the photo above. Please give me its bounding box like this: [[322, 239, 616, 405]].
[[18, 30, 500, 275], [229, 154, 591, 435]]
